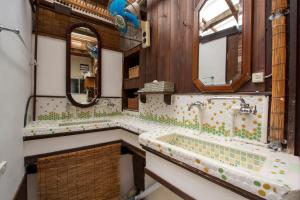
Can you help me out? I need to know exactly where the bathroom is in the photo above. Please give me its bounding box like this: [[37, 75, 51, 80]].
[[0, 0, 299, 199]]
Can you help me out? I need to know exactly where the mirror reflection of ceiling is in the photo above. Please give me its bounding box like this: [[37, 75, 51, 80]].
[[199, 0, 243, 36], [71, 27, 97, 56]]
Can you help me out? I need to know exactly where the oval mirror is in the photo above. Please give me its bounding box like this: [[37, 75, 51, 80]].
[[192, 0, 252, 92], [66, 23, 101, 107]]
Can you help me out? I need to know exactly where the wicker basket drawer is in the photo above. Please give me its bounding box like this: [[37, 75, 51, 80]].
[[129, 66, 139, 79]]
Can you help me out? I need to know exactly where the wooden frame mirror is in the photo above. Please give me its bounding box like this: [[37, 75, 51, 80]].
[[66, 23, 101, 108], [192, 0, 253, 92]]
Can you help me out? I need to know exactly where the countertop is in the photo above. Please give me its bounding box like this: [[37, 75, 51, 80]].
[[23, 115, 300, 200]]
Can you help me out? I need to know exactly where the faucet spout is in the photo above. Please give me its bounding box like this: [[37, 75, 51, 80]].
[[188, 101, 204, 111]]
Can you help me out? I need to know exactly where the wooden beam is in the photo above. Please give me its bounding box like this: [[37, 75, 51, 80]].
[[202, 4, 239, 32], [225, 0, 238, 23], [202, 18, 217, 32]]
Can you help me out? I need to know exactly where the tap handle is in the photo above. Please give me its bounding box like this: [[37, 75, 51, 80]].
[[252, 105, 257, 115]]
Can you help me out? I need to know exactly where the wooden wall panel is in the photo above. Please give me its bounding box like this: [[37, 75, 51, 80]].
[[142, 0, 268, 93], [37, 7, 121, 51], [145, 0, 159, 83]]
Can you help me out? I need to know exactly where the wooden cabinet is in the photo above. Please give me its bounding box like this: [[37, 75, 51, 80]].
[[122, 45, 145, 111]]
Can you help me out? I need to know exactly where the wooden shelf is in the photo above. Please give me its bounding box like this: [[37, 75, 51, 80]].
[[136, 91, 174, 105], [124, 45, 141, 57], [124, 78, 140, 90], [122, 45, 143, 111]]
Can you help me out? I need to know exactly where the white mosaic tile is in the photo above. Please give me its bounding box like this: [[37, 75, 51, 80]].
[[139, 94, 269, 143], [34, 97, 122, 120]]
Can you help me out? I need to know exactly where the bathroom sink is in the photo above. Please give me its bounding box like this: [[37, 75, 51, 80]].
[[58, 119, 111, 127], [158, 134, 266, 172]]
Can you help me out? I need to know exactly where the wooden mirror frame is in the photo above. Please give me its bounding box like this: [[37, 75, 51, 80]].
[[192, 0, 253, 93], [66, 22, 102, 108]]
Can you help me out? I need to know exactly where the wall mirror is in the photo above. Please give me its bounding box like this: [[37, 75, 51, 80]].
[[66, 23, 101, 107], [192, 0, 252, 92]]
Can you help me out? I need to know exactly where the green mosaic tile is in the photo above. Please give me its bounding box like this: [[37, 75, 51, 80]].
[[158, 134, 266, 172]]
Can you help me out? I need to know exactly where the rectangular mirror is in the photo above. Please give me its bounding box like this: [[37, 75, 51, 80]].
[[192, 0, 252, 92]]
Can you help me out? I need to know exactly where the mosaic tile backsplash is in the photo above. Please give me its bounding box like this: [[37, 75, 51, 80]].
[[34, 97, 122, 121], [27, 94, 269, 143], [138, 94, 269, 143]]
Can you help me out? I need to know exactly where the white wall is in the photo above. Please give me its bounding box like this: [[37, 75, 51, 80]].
[[101, 49, 122, 97], [36, 36, 123, 97], [36, 36, 66, 96], [70, 55, 92, 78], [0, 0, 32, 199], [199, 37, 227, 85]]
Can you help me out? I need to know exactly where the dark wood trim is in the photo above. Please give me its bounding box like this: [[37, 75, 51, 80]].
[[33, 0, 39, 121], [24, 95, 34, 127], [122, 141, 145, 158], [23, 126, 139, 141], [25, 140, 122, 174], [13, 174, 27, 200], [35, 95, 66, 98], [124, 45, 142, 57], [174, 91, 272, 96], [192, 0, 253, 93], [145, 168, 196, 200], [34, 95, 121, 99], [29, 0, 37, 13], [142, 145, 264, 200], [66, 22, 102, 108], [136, 92, 174, 105], [200, 26, 241, 44], [121, 141, 146, 191], [287, 0, 300, 155]]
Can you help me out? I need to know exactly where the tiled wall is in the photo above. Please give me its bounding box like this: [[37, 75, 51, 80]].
[[139, 94, 269, 143], [26, 94, 269, 143], [33, 97, 122, 121]]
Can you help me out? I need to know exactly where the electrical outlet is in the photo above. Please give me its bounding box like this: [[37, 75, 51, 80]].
[[252, 72, 265, 83], [0, 161, 7, 177]]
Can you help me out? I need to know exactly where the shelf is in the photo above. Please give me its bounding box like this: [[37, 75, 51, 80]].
[[124, 78, 140, 90], [135, 91, 174, 105], [124, 45, 141, 57]]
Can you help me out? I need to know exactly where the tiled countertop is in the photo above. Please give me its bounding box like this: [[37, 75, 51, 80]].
[[23, 115, 300, 200]]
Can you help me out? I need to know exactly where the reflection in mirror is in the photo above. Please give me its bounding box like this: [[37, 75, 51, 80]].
[[70, 27, 98, 104], [198, 0, 243, 86]]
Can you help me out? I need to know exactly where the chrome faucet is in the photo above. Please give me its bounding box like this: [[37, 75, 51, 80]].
[[188, 101, 205, 111], [268, 139, 287, 152], [207, 96, 257, 115], [188, 101, 205, 133], [268, 140, 283, 152]]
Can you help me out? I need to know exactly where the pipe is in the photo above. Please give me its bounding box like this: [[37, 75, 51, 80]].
[[128, 182, 161, 200], [0, 25, 37, 66]]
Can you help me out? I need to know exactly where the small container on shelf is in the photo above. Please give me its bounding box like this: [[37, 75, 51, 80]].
[[128, 65, 140, 79], [127, 96, 139, 110]]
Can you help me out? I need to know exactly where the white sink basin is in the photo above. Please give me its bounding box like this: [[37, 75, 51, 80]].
[[158, 133, 266, 172]]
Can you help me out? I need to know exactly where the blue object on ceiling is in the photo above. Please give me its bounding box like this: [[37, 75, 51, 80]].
[[108, 0, 140, 34], [87, 43, 98, 60]]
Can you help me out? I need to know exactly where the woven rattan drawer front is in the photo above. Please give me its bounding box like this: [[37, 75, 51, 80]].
[[37, 143, 121, 200]]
